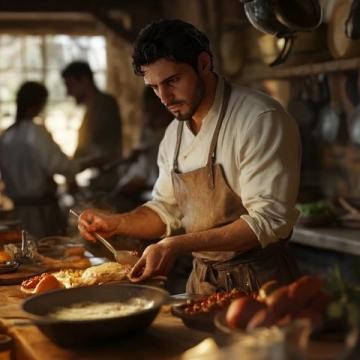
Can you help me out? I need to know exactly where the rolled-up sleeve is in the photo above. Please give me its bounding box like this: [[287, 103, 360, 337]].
[[143, 133, 183, 236], [238, 108, 301, 247]]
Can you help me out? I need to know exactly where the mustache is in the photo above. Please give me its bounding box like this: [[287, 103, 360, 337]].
[[165, 100, 184, 107]]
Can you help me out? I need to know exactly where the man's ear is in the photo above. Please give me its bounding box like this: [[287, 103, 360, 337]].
[[197, 52, 212, 73]]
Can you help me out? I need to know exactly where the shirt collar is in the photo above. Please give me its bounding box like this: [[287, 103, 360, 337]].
[[195, 74, 224, 131]]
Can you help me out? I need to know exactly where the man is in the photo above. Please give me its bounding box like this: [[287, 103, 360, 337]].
[[61, 61, 122, 192], [79, 19, 301, 295]]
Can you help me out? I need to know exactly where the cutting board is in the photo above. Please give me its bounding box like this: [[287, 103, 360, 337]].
[[0, 264, 46, 285]]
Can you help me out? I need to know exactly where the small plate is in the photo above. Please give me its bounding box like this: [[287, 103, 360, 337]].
[[0, 261, 20, 274], [171, 303, 217, 332]]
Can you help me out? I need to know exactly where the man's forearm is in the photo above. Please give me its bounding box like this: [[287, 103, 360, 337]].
[[164, 218, 259, 254], [114, 206, 167, 240]]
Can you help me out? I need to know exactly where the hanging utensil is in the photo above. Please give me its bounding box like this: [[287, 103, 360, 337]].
[[338, 72, 359, 146], [315, 75, 346, 144], [69, 210, 139, 265], [349, 105, 360, 146]]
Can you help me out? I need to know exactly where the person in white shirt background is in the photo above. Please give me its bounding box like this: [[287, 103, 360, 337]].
[[0, 81, 95, 239], [78, 19, 301, 295]]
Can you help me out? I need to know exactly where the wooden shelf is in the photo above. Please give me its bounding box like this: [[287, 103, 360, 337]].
[[238, 56, 360, 82], [292, 226, 360, 256]]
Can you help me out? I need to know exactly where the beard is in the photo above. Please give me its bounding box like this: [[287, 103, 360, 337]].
[[167, 76, 205, 121]]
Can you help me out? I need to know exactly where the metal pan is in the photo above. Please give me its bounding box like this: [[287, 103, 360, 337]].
[[22, 283, 168, 347]]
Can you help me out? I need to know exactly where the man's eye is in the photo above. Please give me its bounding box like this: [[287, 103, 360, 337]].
[[168, 77, 180, 86]]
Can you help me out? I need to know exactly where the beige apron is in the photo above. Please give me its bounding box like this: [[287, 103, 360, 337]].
[[171, 81, 299, 295]]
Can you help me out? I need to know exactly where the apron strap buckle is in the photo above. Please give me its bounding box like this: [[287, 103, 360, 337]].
[[207, 163, 215, 190]]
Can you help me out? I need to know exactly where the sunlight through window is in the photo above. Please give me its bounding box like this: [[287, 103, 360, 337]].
[[0, 34, 107, 156]]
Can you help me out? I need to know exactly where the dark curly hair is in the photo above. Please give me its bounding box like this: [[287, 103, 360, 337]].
[[61, 61, 94, 82], [15, 81, 48, 123], [132, 19, 213, 76]]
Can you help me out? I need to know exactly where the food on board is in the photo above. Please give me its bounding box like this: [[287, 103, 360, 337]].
[[183, 289, 246, 315], [20, 262, 132, 294], [81, 262, 132, 285], [21, 273, 63, 294]]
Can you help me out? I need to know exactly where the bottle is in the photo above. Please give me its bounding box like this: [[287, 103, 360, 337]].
[[0, 334, 12, 360]]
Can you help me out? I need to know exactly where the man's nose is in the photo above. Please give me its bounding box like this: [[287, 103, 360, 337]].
[[158, 85, 174, 106]]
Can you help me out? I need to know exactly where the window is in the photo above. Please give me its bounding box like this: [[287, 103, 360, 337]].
[[0, 34, 107, 156]]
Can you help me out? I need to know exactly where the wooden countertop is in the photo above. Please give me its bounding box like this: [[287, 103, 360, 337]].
[[292, 226, 360, 255], [3, 313, 211, 360], [0, 285, 211, 360], [0, 284, 355, 359]]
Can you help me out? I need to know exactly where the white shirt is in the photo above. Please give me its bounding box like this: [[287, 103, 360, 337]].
[[144, 77, 301, 248], [0, 121, 82, 199]]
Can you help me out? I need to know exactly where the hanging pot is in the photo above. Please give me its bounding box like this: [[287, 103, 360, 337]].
[[275, 0, 322, 31], [240, 0, 294, 66], [239, 0, 322, 66]]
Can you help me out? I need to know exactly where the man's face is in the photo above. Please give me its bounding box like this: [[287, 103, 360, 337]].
[[63, 76, 87, 104], [142, 58, 205, 121]]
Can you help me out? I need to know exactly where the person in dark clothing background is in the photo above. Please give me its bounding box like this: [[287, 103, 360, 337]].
[[62, 61, 123, 193]]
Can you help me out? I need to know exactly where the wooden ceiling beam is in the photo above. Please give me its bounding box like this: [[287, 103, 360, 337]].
[[0, 0, 162, 41], [0, 0, 140, 12], [0, 19, 101, 35], [92, 10, 136, 43]]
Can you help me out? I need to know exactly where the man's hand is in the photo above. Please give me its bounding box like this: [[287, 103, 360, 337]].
[[78, 209, 120, 242], [129, 240, 176, 282]]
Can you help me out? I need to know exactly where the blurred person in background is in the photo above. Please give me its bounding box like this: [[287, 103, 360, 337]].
[[61, 61, 122, 194], [111, 86, 172, 211], [0, 81, 97, 238]]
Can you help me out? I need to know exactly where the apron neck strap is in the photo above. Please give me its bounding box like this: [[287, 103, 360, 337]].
[[206, 81, 232, 167], [172, 80, 232, 174], [173, 121, 184, 172]]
